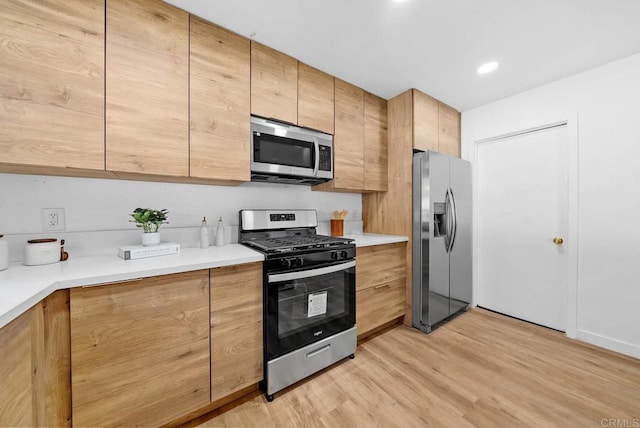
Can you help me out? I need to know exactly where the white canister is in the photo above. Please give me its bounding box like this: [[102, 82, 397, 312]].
[[0, 235, 9, 271], [24, 238, 60, 266]]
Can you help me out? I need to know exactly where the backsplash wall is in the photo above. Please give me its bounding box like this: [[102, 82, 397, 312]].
[[0, 173, 362, 262]]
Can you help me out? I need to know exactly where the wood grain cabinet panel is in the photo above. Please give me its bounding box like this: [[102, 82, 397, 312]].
[[438, 101, 461, 157], [356, 278, 406, 337], [364, 92, 388, 192], [333, 79, 364, 190], [356, 242, 406, 338], [412, 90, 439, 152], [190, 16, 250, 182], [297, 63, 334, 134], [356, 243, 406, 292], [0, 0, 104, 171], [251, 42, 298, 124], [210, 262, 263, 402], [70, 271, 210, 427], [106, 0, 189, 176], [0, 291, 71, 428]]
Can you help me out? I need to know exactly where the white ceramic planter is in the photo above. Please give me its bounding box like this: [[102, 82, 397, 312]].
[[141, 232, 160, 246]]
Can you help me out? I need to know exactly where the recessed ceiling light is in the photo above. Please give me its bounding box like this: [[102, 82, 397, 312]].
[[477, 61, 499, 74]]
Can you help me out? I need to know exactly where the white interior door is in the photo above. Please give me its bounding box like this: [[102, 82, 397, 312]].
[[477, 124, 568, 331]]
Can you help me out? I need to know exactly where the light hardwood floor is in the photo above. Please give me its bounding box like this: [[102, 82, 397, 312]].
[[186, 308, 640, 427]]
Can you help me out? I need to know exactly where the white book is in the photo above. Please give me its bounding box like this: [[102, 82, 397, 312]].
[[117, 243, 180, 260]]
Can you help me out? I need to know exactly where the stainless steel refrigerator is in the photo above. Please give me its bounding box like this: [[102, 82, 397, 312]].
[[412, 150, 472, 333]]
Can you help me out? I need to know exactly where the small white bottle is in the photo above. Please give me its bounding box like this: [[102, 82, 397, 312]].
[[199, 217, 210, 249], [215, 217, 225, 247]]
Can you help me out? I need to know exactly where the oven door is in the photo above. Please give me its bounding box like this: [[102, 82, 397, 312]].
[[265, 260, 355, 360]]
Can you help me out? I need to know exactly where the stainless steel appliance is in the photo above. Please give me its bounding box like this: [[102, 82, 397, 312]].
[[412, 150, 472, 333], [239, 209, 356, 401], [250, 116, 333, 185]]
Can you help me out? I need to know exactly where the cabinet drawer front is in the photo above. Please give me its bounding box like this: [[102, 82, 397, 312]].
[[356, 278, 405, 337], [356, 243, 406, 292]]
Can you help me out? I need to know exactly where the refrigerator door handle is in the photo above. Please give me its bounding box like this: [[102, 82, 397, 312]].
[[448, 187, 458, 253], [444, 189, 452, 252]]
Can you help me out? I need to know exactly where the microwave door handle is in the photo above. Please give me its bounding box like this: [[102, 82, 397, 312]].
[[313, 140, 320, 176]]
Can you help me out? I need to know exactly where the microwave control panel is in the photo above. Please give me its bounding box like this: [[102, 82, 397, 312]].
[[319, 146, 332, 171]]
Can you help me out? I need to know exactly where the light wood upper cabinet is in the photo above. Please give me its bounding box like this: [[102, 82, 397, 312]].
[[210, 263, 263, 402], [70, 271, 210, 427], [438, 101, 461, 157], [190, 17, 250, 183], [315, 79, 365, 191], [0, 291, 71, 428], [298, 63, 334, 134], [0, 0, 104, 171], [364, 92, 388, 192], [411, 89, 461, 158], [334, 79, 364, 190], [106, 0, 189, 177], [413, 90, 439, 152], [251, 41, 298, 124]]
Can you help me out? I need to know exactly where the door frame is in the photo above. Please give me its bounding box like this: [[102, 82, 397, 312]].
[[469, 114, 579, 338]]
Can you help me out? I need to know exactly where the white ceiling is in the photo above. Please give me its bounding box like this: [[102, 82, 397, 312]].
[[164, 0, 640, 111]]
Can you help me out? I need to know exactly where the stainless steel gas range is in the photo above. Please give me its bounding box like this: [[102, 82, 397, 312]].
[[239, 209, 356, 401]]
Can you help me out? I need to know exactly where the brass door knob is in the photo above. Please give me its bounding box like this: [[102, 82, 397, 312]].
[[553, 237, 564, 245]]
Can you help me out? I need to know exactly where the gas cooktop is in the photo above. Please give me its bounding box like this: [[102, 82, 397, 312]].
[[243, 234, 353, 253]]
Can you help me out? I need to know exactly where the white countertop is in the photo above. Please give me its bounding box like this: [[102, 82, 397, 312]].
[[0, 233, 408, 329]]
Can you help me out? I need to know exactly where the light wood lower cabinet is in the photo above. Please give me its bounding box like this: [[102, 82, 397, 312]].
[[210, 262, 263, 402], [356, 243, 406, 337], [0, 291, 71, 428], [70, 270, 210, 427]]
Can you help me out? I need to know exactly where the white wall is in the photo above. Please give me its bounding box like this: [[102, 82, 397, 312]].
[[462, 52, 640, 358], [0, 174, 361, 262]]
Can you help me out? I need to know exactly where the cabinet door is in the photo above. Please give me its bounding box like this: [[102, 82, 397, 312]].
[[0, 291, 70, 428], [251, 41, 298, 124], [0, 0, 104, 171], [210, 262, 263, 402], [190, 17, 250, 182], [364, 92, 388, 192], [356, 278, 406, 337], [298, 63, 334, 134], [438, 101, 461, 158], [70, 271, 210, 427], [412, 89, 439, 152], [106, 0, 189, 176]]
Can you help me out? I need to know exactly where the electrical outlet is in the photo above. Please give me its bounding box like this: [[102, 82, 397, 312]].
[[43, 208, 65, 231]]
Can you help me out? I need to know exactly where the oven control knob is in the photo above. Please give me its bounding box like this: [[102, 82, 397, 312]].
[[294, 257, 303, 267], [331, 251, 339, 260], [340, 250, 349, 259], [281, 258, 292, 268]]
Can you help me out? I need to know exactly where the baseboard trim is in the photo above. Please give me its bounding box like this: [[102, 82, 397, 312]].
[[576, 330, 640, 359]]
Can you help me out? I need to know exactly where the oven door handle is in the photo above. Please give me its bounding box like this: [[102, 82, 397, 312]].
[[268, 261, 355, 283]]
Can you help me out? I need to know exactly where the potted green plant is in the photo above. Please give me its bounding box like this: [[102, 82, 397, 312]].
[[129, 208, 169, 246]]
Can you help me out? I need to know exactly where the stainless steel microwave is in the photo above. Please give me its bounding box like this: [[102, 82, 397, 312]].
[[250, 116, 333, 185]]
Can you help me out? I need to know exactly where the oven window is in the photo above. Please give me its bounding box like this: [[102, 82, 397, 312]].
[[277, 274, 346, 338], [253, 133, 314, 169]]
